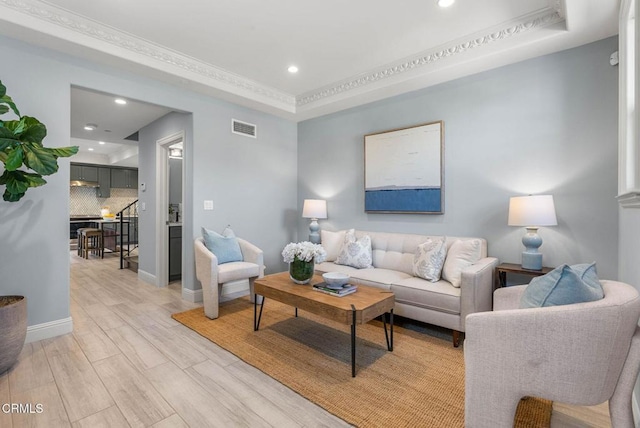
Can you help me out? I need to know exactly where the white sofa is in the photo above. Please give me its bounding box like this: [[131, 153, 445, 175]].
[[315, 230, 499, 346]]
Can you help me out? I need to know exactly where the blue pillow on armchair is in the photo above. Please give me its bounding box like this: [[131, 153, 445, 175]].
[[202, 226, 243, 264], [519, 263, 604, 309]]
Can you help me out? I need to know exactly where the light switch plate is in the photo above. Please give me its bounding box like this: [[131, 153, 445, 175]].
[[204, 200, 213, 210]]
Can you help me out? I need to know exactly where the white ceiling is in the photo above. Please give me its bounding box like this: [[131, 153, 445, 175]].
[[70, 87, 173, 167], [0, 0, 619, 121]]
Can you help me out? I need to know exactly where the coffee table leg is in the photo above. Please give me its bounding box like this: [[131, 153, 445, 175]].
[[351, 304, 356, 377], [390, 309, 394, 352], [254, 295, 265, 331], [382, 310, 394, 352]]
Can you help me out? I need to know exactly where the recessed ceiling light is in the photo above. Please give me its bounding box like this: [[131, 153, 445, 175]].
[[114, 98, 127, 105], [437, 0, 455, 7], [287, 65, 299, 74], [99, 141, 105, 145], [88, 148, 94, 151], [84, 123, 97, 131]]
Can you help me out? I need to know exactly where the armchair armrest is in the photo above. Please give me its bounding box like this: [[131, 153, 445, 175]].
[[237, 238, 265, 277], [493, 284, 527, 311], [459, 256, 499, 330], [194, 237, 220, 319]]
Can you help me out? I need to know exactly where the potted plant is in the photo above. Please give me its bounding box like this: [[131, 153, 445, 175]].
[[282, 241, 327, 284], [0, 79, 78, 374]]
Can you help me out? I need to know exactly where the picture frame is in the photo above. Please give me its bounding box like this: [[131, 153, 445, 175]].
[[364, 120, 444, 214]]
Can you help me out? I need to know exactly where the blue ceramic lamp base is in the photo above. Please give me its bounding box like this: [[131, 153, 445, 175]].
[[308, 218, 320, 244], [521, 227, 543, 271]]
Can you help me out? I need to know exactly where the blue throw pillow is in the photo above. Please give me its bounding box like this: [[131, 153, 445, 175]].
[[202, 226, 243, 264], [519, 263, 604, 308]]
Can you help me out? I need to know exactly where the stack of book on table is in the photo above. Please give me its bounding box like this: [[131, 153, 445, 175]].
[[312, 282, 358, 297]]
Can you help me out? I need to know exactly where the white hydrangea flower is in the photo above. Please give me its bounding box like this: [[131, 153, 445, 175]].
[[281, 241, 327, 263]]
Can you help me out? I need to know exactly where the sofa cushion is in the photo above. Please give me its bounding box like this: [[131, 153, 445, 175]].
[[349, 268, 409, 290], [413, 237, 447, 282], [202, 226, 243, 264], [442, 239, 482, 288], [391, 277, 461, 315], [218, 262, 260, 283], [321, 230, 346, 262], [315, 261, 361, 276], [520, 264, 604, 308], [336, 230, 373, 269]]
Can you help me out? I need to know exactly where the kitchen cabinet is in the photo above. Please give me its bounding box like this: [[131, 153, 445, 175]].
[[70, 164, 98, 182], [111, 168, 138, 189], [169, 225, 182, 281], [96, 167, 111, 198]]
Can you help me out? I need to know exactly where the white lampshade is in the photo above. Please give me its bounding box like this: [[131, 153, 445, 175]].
[[508, 195, 557, 227], [302, 199, 327, 219]]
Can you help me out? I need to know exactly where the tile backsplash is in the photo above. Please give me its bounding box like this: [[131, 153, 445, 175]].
[[70, 187, 138, 215]]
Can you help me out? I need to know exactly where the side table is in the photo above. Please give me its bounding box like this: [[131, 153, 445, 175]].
[[495, 263, 553, 288]]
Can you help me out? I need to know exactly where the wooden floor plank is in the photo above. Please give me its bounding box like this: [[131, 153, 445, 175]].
[[93, 354, 174, 428], [151, 413, 189, 428], [169, 324, 239, 367], [138, 324, 207, 369], [225, 360, 351, 427], [188, 359, 299, 428], [10, 382, 71, 428], [46, 348, 114, 422], [104, 324, 168, 371], [73, 329, 121, 363], [71, 405, 131, 428], [8, 342, 55, 394], [83, 303, 126, 330], [145, 361, 261, 428], [0, 372, 13, 428]]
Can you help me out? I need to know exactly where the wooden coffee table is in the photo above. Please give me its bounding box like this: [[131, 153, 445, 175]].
[[253, 271, 395, 377]]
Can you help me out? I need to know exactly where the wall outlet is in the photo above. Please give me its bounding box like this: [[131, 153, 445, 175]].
[[141, 202, 146, 211], [204, 200, 213, 210]]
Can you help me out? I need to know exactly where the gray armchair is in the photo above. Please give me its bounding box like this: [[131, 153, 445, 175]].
[[464, 280, 640, 428], [194, 236, 264, 319]]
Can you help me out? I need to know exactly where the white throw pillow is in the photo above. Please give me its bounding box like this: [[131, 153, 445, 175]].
[[413, 237, 448, 282], [442, 239, 482, 288], [320, 230, 346, 262], [335, 229, 373, 269]]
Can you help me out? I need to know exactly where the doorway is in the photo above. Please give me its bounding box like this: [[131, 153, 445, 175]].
[[155, 131, 185, 289]]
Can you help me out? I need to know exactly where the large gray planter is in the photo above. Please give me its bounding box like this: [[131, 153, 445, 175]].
[[0, 296, 27, 374]]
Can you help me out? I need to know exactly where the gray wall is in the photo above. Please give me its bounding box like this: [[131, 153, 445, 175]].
[[298, 37, 620, 279], [0, 34, 297, 329], [169, 158, 183, 206], [137, 112, 191, 281]]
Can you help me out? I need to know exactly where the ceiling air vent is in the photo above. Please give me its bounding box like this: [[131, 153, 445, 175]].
[[232, 119, 257, 138]]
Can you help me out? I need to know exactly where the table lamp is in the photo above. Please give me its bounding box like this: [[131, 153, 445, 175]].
[[302, 199, 327, 244], [508, 195, 557, 270]]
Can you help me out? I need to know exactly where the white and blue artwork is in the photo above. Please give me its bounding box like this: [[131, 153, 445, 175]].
[[365, 121, 443, 214]]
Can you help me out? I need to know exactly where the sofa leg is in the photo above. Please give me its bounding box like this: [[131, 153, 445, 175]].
[[453, 330, 461, 348]]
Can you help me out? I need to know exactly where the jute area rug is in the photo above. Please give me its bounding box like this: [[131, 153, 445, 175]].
[[172, 297, 551, 428]]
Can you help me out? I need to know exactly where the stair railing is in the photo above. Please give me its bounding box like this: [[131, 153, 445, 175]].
[[118, 199, 139, 269]]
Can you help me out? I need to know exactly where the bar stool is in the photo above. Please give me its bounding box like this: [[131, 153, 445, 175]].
[[80, 228, 104, 259], [76, 227, 89, 257]]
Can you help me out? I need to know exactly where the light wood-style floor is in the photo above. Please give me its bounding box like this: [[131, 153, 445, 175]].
[[0, 252, 611, 427]]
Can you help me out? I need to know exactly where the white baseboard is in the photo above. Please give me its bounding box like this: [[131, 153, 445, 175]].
[[138, 269, 157, 286], [633, 390, 639, 428], [26, 317, 73, 343], [182, 287, 203, 303]]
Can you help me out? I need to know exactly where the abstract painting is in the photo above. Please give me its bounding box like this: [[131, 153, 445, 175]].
[[364, 121, 443, 214]]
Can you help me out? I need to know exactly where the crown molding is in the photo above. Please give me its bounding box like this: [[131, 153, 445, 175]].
[[0, 0, 296, 109], [1, 0, 568, 117], [296, 8, 565, 107]]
